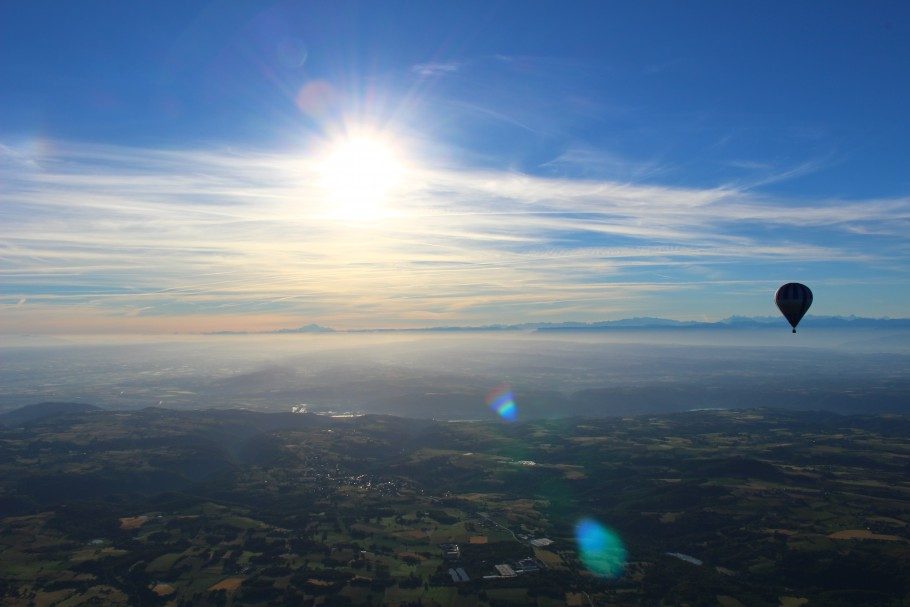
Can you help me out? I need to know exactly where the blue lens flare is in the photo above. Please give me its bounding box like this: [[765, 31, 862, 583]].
[[575, 518, 626, 578], [486, 383, 517, 422]]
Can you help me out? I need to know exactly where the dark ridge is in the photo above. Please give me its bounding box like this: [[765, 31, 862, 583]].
[[0, 401, 103, 427], [687, 456, 787, 482]]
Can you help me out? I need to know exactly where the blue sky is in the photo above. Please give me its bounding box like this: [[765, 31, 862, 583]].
[[1, 1, 908, 332]]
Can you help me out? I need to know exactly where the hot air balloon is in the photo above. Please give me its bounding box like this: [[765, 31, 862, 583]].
[[775, 283, 812, 333]]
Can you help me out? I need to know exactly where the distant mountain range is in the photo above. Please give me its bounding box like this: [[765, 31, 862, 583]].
[[208, 315, 910, 335], [535, 316, 910, 331], [210, 323, 336, 335]]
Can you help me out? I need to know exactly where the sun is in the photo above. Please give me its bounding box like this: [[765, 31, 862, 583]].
[[317, 132, 406, 221]]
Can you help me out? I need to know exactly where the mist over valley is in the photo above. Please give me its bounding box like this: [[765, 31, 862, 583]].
[[4, 328, 908, 418]]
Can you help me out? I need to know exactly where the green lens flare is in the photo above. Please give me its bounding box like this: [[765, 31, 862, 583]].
[[575, 518, 626, 578]]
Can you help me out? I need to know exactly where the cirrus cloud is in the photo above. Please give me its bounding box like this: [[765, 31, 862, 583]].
[[1, 139, 908, 333]]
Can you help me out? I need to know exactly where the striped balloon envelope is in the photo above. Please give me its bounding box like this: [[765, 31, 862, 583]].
[[775, 282, 813, 333]]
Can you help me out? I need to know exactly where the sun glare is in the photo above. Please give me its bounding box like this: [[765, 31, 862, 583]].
[[318, 133, 406, 221]]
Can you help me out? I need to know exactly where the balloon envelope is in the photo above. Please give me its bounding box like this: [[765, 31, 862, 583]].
[[775, 283, 813, 333]]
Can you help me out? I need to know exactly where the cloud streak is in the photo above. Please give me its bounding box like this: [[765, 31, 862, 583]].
[[412, 61, 461, 78], [1, 139, 908, 332]]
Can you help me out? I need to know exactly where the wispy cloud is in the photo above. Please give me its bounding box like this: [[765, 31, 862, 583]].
[[412, 61, 461, 78], [643, 57, 686, 75], [737, 156, 836, 190], [540, 146, 673, 181], [1, 139, 908, 332], [724, 159, 773, 171]]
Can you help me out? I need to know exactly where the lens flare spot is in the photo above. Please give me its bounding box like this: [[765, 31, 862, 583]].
[[295, 80, 336, 117], [486, 383, 517, 422], [575, 518, 626, 579], [276, 37, 308, 68]]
